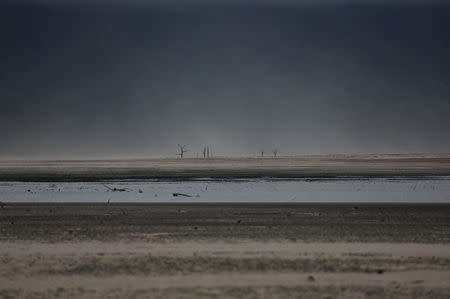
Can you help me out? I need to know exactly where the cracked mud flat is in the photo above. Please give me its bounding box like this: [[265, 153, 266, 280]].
[[1, 204, 449, 298]]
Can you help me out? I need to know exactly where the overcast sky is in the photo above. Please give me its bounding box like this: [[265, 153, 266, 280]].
[[1, 0, 449, 159]]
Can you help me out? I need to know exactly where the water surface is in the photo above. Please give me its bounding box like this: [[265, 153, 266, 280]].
[[1, 177, 449, 203]]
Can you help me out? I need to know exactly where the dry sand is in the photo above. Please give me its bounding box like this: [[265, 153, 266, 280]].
[[1, 153, 449, 181], [1, 203, 449, 298]]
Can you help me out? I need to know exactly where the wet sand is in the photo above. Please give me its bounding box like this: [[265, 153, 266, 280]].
[[1, 203, 449, 298], [1, 154, 450, 181]]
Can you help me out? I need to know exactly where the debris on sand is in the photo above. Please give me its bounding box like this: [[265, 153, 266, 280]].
[[172, 193, 193, 197], [307, 275, 315, 282], [103, 184, 127, 192], [376, 269, 385, 274]]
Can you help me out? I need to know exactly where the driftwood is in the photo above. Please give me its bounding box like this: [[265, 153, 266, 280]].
[[172, 193, 193, 197], [103, 184, 127, 192]]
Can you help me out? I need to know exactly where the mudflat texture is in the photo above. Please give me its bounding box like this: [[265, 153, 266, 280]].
[[1, 203, 450, 298], [1, 154, 450, 181]]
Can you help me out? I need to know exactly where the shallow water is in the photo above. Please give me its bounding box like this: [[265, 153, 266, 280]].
[[1, 177, 449, 203]]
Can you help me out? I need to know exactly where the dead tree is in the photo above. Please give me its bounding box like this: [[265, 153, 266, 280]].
[[203, 146, 207, 159], [272, 149, 278, 157], [177, 144, 188, 158]]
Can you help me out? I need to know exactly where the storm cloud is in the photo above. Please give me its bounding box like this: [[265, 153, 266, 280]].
[[1, 0, 449, 159]]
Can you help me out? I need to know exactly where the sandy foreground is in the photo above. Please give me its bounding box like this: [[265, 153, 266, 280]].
[[1, 154, 450, 181], [1, 203, 449, 298]]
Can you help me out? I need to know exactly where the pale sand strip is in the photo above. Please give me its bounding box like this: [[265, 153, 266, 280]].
[[1, 271, 450, 290], [1, 241, 450, 259], [1, 154, 449, 180], [1, 241, 449, 293]]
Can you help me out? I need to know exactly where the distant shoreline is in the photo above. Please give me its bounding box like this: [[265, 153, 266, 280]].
[[1, 154, 449, 182]]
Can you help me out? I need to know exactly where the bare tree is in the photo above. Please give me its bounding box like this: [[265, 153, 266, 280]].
[[177, 144, 188, 159], [260, 150, 264, 157], [203, 147, 207, 159], [272, 149, 278, 158]]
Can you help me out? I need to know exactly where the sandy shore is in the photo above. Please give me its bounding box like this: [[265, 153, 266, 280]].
[[1, 203, 449, 298], [1, 154, 449, 181]]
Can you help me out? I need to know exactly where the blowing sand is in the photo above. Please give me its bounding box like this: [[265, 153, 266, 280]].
[[1, 203, 449, 298]]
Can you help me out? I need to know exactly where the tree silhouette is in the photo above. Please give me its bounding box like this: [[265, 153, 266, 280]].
[[272, 149, 278, 157], [177, 144, 188, 158]]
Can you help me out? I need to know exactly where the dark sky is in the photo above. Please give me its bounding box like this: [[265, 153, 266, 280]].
[[1, 0, 450, 159]]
